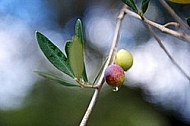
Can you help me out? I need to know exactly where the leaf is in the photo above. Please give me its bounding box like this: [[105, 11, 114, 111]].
[[82, 65, 88, 82], [75, 19, 88, 82], [141, 0, 150, 14], [65, 20, 88, 81], [35, 31, 74, 78], [65, 40, 72, 58], [187, 17, 190, 27], [122, 0, 138, 13], [67, 36, 84, 79], [168, 0, 190, 4], [34, 71, 79, 87]]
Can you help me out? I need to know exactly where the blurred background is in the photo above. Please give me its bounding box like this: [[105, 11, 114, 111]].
[[0, 0, 190, 125]]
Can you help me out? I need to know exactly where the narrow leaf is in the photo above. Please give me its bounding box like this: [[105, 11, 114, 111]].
[[141, 0, 150, 14], [75, 19, 88, 82], [65, 20, 88, 81], [82, 65, 88, 82], [64, 40, 73, 69], [168, 0, 190, 4], [122, 0, 138, 13], [65, 40, 72, 58], [66, 40, 89, 82], [34, 71, 79, 87], [67, 36, 84, 79], [35, 31, 74, 78], [187, 17, 190, 27]]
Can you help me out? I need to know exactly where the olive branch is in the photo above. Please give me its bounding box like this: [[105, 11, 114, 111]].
[[34, 0, 190, 125]]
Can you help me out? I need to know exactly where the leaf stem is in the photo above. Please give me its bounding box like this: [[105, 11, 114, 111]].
[[79, 5, 126, 126]]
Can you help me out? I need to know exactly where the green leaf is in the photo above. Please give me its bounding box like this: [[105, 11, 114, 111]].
[[67, 36, 84, 79], [187, 17, 190, 27], [65, 40, 72, 58], [65, 20, 88, 81], [75, 19, 84, 44], [168, 0, 190, 4], [35, 31, 74, 78], [141, 0, 150, 14], [34, 71, 79, 87], [75, 19, 88, 82], [82, 65, 88, 82], [65, 40, 88, 82], [122, 0, 138, 13]]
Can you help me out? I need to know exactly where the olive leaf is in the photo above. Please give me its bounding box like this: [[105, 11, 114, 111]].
[[141, 0, 150, 14], [65, 19, 88, 81], [82, 65, 88, 82], [168, 0, 190, 4], [34, 71, 79, 87], [122, 0, 138, 13], [35, 19, 88, 87], [35, 31, 75, 78], [66, 36, 84, 80], [75, 19, 88, 82]]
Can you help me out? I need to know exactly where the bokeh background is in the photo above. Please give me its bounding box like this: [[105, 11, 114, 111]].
[[0, 0, 190, 125]]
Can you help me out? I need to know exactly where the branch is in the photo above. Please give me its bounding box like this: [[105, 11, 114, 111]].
[[143, 23, 190, 80], [159, 0, 190, 30], [123, 6, 190, 80], [79, 5, 126, 126], [124, 8, 190, 43]]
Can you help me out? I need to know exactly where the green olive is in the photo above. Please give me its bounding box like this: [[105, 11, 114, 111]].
[[114, 49, 133, 71]]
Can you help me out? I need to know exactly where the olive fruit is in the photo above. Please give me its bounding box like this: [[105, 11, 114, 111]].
[[114, 49, 133, 71], [104, 64, 125, 88]]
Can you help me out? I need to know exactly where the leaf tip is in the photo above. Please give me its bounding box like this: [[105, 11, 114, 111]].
[[35, 31, 42, 40], [33, 71, 42, 76], [77, 18, 81, 21], [35, 31, 39, 36], [33, 70, 38, 74]]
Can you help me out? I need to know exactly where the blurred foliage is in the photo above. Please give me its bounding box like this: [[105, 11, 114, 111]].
[[0, 80, 170, 126]]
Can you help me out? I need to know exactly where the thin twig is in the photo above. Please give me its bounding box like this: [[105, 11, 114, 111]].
[[143, 23, 190, 80], [163, 22, 180, 28], [123, 6, 190, 80], [124, 8, 190, 43], [79, 5, 126, 126], [159, 0, 190, 30]]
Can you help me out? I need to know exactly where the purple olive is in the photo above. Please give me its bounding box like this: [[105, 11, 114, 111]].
[[104, 64, 125, 87]]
